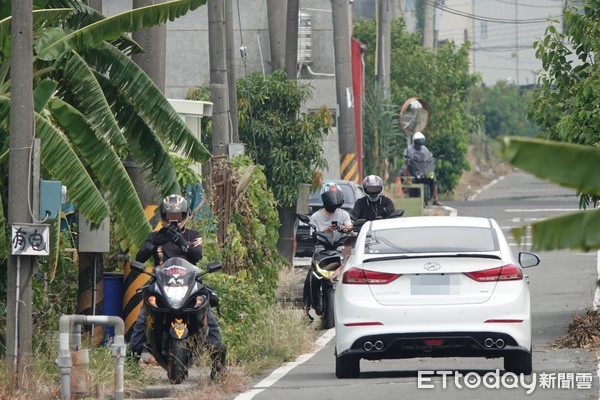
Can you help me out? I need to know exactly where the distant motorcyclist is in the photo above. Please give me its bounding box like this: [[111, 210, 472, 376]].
[[351, 175, 396, 221], [129, 194, 226, 379], [402, 132, 442, 206]]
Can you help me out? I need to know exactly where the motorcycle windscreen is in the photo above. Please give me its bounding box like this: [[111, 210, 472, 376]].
[[155, 260, 198, 309]]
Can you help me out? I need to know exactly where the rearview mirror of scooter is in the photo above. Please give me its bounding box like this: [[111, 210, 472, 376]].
[[206, 261, 223, 273], [297, 214, 311, 224], [388, 210, 405, 218], [130, 260, 148, 274]]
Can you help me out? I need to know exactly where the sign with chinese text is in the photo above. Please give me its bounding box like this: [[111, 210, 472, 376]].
[[11, 223, 50, 256]]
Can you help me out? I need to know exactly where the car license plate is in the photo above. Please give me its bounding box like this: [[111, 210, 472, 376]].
[[410, 274, 460, 295]]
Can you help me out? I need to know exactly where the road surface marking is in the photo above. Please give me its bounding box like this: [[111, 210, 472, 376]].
[[233, 328, 336, 400]]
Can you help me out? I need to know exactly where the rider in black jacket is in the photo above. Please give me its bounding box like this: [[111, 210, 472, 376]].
[[351, 175, 396, 221]]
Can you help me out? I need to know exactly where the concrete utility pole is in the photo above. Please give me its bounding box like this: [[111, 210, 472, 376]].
[[86, 0, 102, 12], [208, 0, 230, 157], [131, 0, 166, 205], [225, 0, 239, 142], [377, 0, 392, 97], [266, 0, 286, 71], [423, 0, 434, 48], [332, 0, 358, 182], [285, 0, 299, 80], [7, 0, 34, 388]]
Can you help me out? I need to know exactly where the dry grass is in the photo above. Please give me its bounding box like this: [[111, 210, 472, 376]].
[[552, 309, 600, 350]]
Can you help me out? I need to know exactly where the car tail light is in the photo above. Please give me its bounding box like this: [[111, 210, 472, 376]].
[[465, 264, 523, 282], [342, 267, 401, 284]]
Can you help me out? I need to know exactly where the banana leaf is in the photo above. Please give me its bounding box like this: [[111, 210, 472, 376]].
[[499, 136, 600, 251], [48, 97, 151, 248], [36, 0, 207, 61]]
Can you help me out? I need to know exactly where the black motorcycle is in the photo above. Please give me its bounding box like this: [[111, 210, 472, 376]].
[[131, 257, 222, 384], [297, 214, 353, 330]]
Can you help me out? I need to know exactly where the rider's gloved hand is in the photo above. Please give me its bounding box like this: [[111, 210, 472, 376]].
[[153, 228, 171, 246], [168, 226, 190, 251]]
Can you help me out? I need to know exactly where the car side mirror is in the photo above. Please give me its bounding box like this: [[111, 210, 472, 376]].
[[519, 252, 540, 268]]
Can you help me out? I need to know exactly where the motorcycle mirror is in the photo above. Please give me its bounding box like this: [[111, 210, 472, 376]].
[[297, 214, 310, 224], [388, 210, 405, 218], [206, 261, 223, 273], [399, 97, 429, 137], [130, 260, 147, 273]]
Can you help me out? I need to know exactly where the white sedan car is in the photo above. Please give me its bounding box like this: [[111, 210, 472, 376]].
[[334, 216, 540, 378]]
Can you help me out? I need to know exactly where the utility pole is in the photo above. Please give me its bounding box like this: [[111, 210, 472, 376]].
[[7, 0, 34, 389], [285, 0, 300, 80], [274, 0, 300, 262], [131, 0, 166, 205], [332, 0, 358, 182], [267, 0, 286, 71], [208, 0, 230, 157], [377, 0, 392, 97], [225, 0, 239, 142], [86, 0, 102, 11], [423, 0, 434, 48]]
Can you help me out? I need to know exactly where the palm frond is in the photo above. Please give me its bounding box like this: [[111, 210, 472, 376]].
[[33, 79, 57, 112], [48, 97, 151, 248], [36, 0, 208, 61], [1, 8, 73, 61], [499, 136, 600, 196], [95, 72, 181, 196], [85, 42, 210, 162], [525, 209, 600, 252], [58, 51, 127, 150]]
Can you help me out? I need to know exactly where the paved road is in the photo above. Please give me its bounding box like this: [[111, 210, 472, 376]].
[[236, 172, 600, 400]]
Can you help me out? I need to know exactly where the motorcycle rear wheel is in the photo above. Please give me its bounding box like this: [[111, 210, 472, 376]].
[[167, 338, 190, 384], [322, 284, 335, 330]]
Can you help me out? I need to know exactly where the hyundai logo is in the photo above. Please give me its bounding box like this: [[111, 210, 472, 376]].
[[423, 262, 441, 271]]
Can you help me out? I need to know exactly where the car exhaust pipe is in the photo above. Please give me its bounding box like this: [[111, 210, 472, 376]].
[[495, 339, 505, 348], [374, 340, 384, 351], [484, 338, 494, 348], [363, 341, 373, 351]]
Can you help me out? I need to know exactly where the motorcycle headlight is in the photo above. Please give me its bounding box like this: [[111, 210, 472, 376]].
[[164, 285, 189, 308]]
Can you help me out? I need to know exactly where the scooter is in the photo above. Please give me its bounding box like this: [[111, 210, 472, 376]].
[[130, 257, 222, 384], [297, 214, 354, 330]]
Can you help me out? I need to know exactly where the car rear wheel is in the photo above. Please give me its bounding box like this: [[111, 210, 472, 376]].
[[504, 350, 532, 375], [336, 354, 360, 379]]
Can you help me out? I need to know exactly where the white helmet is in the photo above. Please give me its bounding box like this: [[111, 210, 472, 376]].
[[412, 132, 426, 146]]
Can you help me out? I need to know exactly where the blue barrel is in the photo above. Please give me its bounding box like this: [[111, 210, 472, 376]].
[[103, 272, 124, 340]]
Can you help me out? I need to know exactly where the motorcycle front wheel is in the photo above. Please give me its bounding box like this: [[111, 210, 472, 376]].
[[167, 338, 190, 384], [321, 284, 335, 330]]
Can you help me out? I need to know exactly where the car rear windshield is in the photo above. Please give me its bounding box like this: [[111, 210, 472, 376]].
[[309, 184, 357, 205], [364, 226, 498, 254]]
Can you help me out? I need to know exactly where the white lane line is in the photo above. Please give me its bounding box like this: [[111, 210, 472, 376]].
[[468, 176, 504, 201], [233, 328, 336, 400]]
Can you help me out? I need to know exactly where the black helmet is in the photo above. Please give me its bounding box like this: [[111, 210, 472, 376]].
[[160, 194, 189, 224], [362, 175, 383, 202], [320, 182, 344, 212]]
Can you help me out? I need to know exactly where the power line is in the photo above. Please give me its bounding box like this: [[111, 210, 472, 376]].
[[425, 0, 561, 24], [490, 0, 563, 8]]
